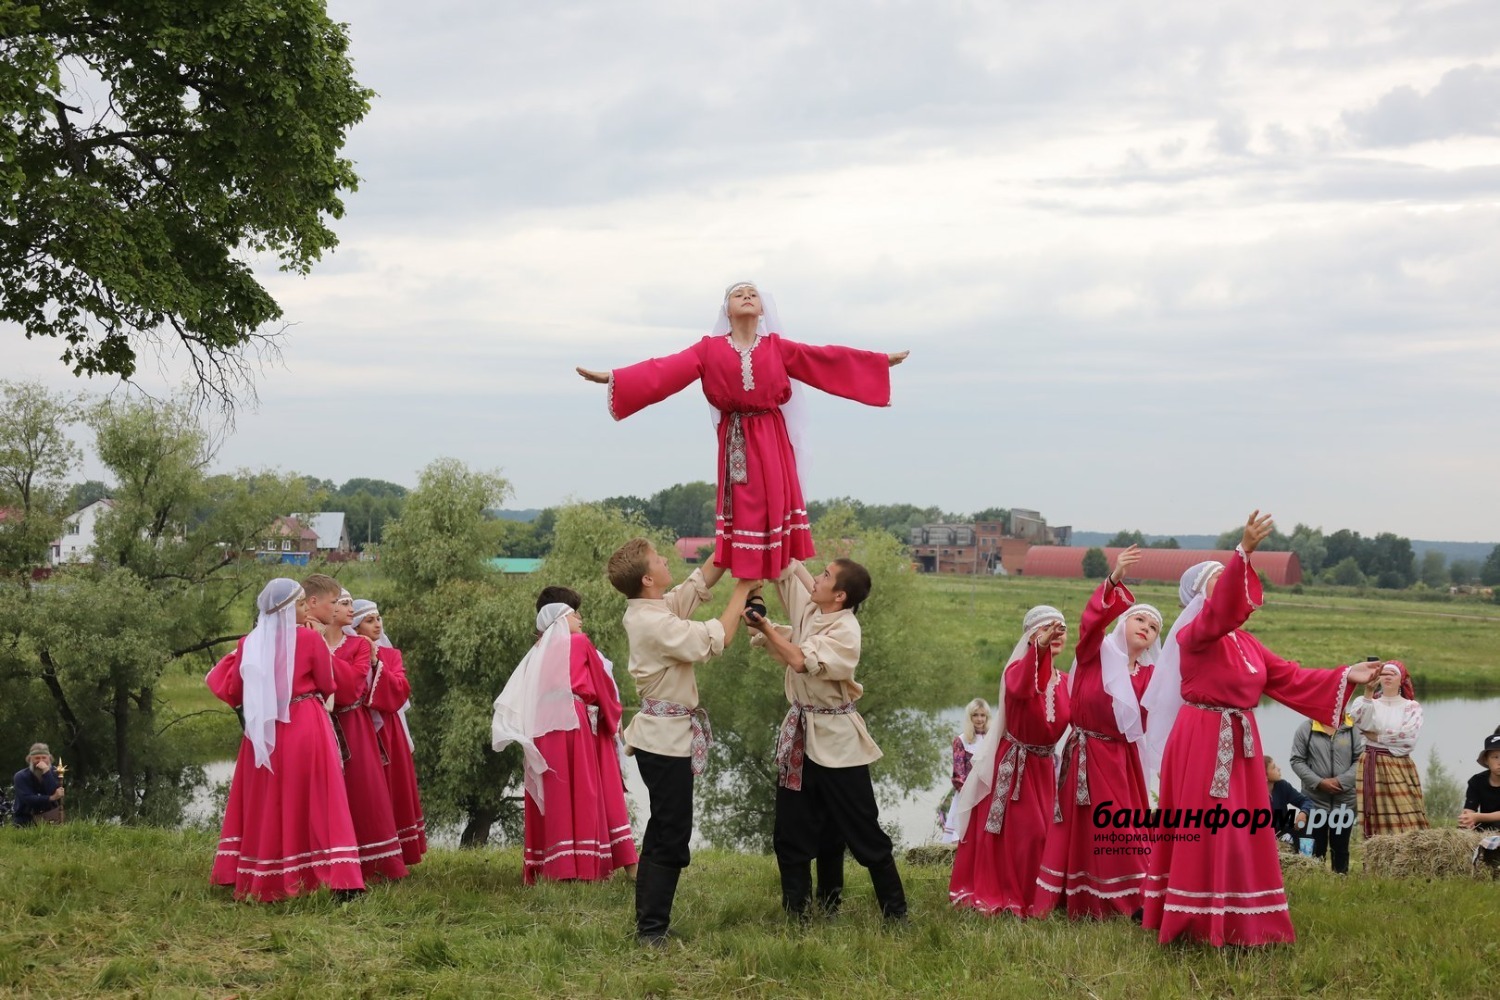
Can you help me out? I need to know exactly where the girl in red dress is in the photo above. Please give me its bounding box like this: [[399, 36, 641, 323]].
[[1034, 545, 1162, 919], [349, 599, 427, 866], [492, 596, 640, 884], [1138, 512, 1382, 946], [576, 283, 908, 579], [948, 606, 1072, 916], [206, 578, 364, 901], [323, 587, 408, 882]]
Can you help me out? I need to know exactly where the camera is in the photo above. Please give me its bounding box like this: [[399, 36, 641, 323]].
[[746, 595, 768, 622]]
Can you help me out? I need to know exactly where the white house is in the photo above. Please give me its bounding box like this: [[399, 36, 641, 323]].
[[51, 498, 115, 566]]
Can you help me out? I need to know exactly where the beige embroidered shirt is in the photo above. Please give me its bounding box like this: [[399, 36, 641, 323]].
[[755, 560, 882, 768], [621, 568, 726, 758]]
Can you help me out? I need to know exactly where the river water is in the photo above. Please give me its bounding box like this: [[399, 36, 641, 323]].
[[187, 694, 1500, 851]]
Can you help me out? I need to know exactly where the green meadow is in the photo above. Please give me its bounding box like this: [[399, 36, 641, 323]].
[[2, 825, 1496, 999]]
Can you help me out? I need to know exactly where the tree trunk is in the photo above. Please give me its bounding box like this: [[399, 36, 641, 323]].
[[459, 810, 496, 848], [114, 684, 135, 822], [38, 649, 82, 742]]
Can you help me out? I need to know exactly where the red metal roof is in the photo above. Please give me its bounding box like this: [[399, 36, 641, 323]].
[[1021, 547, 1302, 586], [674, 537, 716, 560]]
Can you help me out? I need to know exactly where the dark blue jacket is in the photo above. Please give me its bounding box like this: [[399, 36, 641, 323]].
[[12, 767, 60, 826], [1269, 778, 1315, 836]]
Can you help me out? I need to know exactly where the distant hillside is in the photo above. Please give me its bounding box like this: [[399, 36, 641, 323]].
[[1071, 531, 1495, 564], [491, 508, 543, 522]]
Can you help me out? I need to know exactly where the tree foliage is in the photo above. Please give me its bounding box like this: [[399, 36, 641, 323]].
[[0, 380, 80, 574], [0, 391, 314, 822], [1, 0, 372, 401], [1481, 545, 1500, 588], [1082, 547, 1109, 580], [385, 476, 661, 846]]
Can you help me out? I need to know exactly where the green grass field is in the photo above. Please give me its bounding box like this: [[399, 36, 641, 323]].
[[909, 573, 1500, 692], [1, 824, 1496, 999]]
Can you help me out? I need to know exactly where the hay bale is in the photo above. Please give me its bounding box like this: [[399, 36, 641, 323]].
[[905, 843, 957, 867], [1362, 828, 1493, 880], [1278, 848, 1323, 872]]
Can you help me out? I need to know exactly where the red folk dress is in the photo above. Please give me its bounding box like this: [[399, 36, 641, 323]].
[[1141, 550, 1356, 947], [949, 644, 1071, 916], [366, 646, 427, 866], [523, 633, 640, 883], [206, 631, 364, 901], [1034, 580, 1154, 919], [608, 333, 891, 579], [331, 635, 409, 882]]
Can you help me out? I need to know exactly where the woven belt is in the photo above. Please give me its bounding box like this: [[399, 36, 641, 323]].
[[639, 697, 712, 776], [1054, 727, 1117, 823], [1187, 702, 1255, 798], [574, 694, 600, 736], [720, 409, 771, 520], [774, 701, 857, 790], [984, 735, 1055, 834]]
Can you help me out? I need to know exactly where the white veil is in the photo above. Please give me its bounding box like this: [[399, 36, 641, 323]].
[[948, 605, 1066, 841], [240, 578, 303, 771], [709, 282, 812, 486], [1140, 562, 1224, 786], [1098, 603, 1163, 745], [491, 603, 581, 813]]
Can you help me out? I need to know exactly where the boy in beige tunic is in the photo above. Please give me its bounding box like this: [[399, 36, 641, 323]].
[[746, 558, 908, 922], [607, 538, 755, 945]]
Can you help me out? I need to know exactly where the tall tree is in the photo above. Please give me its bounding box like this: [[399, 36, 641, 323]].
[[646, 481, 718, 537], [1082, 547, 1109, 579], [0, 380, 80, 576], [1107, 530, 1146, 547], [1481, 545, 1500, 587], [1419, 550, 1448, 589], [2, 1, 372, 402], [2, 393, 314, 822]]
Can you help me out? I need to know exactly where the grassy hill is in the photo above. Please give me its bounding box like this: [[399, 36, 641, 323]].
[[3, 824, 1497, 999]]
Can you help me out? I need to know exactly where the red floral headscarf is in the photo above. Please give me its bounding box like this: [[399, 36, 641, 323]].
[[1377, 660, 1415, 701]]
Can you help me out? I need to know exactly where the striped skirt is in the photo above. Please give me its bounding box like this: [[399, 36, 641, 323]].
[[1356, 751, 1430, 838]]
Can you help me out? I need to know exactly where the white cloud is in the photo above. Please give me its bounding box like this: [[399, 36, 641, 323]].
[[7, 0, 1498, 541]]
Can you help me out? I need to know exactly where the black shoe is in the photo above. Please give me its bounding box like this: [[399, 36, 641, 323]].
[[816, 844, 845, 917], [779, 860, 813, 921], [635, 861, 682, 943], [868, 856, 908, 922]]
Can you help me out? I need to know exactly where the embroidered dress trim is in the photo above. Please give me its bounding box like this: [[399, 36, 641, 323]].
[[725, 332, 766, 390]]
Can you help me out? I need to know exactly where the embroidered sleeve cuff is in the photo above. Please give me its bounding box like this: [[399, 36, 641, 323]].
[[1331, 664, 1355, 728], [606, 371, 620, 421]]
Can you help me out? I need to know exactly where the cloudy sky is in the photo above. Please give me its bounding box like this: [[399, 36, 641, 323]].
[[12, 0, 1500, 541]]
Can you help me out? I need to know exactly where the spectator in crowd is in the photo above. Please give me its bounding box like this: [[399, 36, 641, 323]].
[[12, 743, 64, 827], [1289, 712, 1364, 873]]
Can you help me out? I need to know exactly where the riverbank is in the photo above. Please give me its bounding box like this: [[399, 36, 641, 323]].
[[1, 824, 1493, 998]]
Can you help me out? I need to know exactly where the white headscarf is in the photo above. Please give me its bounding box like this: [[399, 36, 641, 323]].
[[709, 282, 812, 488], [239, 578, 303, 771], [948, 605, 1066, 841], [1140, 562, 1224, 785], [491, 603, 581, 813], [1098, 603, 1163, 745], [352, 599, 415, 753]]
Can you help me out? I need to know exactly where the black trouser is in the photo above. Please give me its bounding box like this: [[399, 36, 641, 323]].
[[774, 759, 905, 918], [633, 749, 694, 870], [774, 759, 893, 866], [1311, 817, 1351, 874]]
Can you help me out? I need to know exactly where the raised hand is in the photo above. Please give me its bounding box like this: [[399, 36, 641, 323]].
[[1110, 544, 1142, 583], [1240, 510, 1275, 555], [888, 351, 909, 367], [576, 367, 610, 384], [1347, 661, 1380, 686]]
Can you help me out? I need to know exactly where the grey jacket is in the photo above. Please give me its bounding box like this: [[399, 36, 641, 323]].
[[1289, 718, 1364, 809]]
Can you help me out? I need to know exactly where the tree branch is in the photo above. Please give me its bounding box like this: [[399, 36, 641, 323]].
[[171, 634, 243, 659]]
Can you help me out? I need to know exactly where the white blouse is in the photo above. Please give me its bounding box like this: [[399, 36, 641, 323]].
[[1349, 695, 1422, 757]]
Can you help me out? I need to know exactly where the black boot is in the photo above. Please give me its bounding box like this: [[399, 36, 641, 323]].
[[867, 855, 908, 923], [815, 845, 844, 917], [779, 860, 813, 920], [635, 860, 681, 946]]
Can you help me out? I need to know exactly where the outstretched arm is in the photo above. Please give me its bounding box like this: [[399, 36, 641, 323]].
[[579, 344, 704, 421]]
